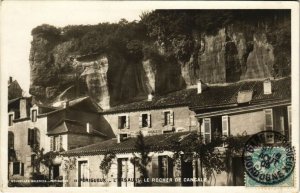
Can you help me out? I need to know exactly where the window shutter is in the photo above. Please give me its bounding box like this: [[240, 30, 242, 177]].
[[31, 129, 35, 146], [170, 111, 174, 126], [222, 116, 229, 137], [28, 128, 32, 145], [264, 109, 274, 143], [50, 136, 54, 151], [204, 118, 211, 143], [168, 157, 173, 178], [126, 115, 130, 129], [35, 128, 40, 146], [21, 163, 24, 176], [161, 112, 165, 126], [118, 116, 122, 129], [200, 119, 204, 137], [148, 113, 151, 128], [8, 132, 14, 149], [59, 135, 63, 151], [152, 156, 159, 178], [162, 156, 168, 178], [55, 136, 60, 151], [139, 114, 142, 128], [33, 128, 37, 145], [287, 106, 291, 141], [264, 109, 273, 130], [279, 116, 285, 134]]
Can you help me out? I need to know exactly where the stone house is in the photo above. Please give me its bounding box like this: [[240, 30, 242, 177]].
[[189, 77, 291, 186], [8, 96, 114, 184], [101, 88, 200, 138], [61, 77, 291, 187]]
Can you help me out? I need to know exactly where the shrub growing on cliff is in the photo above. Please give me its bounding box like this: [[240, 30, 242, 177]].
[[31, 24, 61, 40]]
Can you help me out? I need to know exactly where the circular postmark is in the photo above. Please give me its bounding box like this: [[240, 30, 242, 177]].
[[242, 131, 295, 185]]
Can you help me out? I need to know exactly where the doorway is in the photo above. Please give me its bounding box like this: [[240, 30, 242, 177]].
[[117, 158, 128, 187], [78, 161, 89, 187], [181, 158, 193, 186], [53, 165, 60, 179]]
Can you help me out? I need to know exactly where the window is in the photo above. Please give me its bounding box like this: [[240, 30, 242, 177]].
[[8, 132, 14, 149], [118, 115, 129, 129], [13, 162, 23, 175], [158, 156, 173, 178], [162, 111, 174, 126], [139, 113, 151, 128], [28, 128, 40, 147], [31, 109, 37, 122], [50, 135, 62, 152], [8, 114, 14, 126]]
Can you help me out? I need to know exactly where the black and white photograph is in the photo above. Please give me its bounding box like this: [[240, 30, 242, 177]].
[[1, 1, 299, 192]]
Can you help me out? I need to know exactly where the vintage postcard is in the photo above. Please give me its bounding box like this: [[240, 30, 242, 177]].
[[0, 1, 299, 193]]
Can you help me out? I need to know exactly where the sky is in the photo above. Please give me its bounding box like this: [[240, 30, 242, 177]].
[[1, 1, 144, 93]]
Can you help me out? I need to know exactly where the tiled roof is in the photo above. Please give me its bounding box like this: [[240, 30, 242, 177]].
[[190, 77, 291, 110], [103, 77, 291, 114], [47, 119, 107, 137], [103, 89, 196, 114], [40, 96, 102, 116], [47, 119, 86, 135], [62, 131, 195, 156]]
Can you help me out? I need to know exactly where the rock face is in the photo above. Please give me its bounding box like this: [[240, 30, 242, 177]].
[[29, 15, 290, 109]]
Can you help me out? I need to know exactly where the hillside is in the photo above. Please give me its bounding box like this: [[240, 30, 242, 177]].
[[29, 10, 291, 109]]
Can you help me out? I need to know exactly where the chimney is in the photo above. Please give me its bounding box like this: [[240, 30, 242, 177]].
[[63, 101, 69, 109], [86, 122, 92, 133], [20, 98, 28, 118], [9, 76, 13, 84], [197, 80, 203, 94], [148, 93, 153, 101], [263, 79, 272, 95], [117, 134, 121, 143]]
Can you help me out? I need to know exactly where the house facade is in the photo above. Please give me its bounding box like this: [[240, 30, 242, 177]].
[[61, 77, 291, 187], [8, 96, 114, 185], [101, 90, 199, 137]]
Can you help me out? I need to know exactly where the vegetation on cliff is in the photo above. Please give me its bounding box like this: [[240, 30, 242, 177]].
[[29, 10, 291, 106]]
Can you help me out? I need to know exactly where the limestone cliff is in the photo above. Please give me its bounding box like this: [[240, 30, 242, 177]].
[[29, 10, 290, 109]]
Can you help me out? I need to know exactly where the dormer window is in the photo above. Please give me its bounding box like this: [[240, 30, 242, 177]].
[[263, 79, 272, 95], [31, 109, 37, 122], [8, 113, 14, 126]]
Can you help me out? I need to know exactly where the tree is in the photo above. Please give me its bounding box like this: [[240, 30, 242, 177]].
[[170, 131, 250, 186], [130, 131, 152, 186]]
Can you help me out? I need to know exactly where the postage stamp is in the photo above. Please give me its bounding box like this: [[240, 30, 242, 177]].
[[243, 131, 295, 186]]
